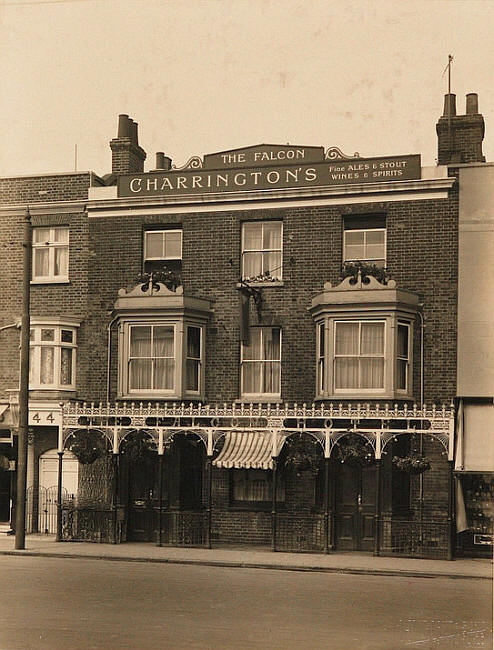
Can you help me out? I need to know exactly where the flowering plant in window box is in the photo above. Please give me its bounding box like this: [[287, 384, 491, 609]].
[[392, 454, 431, 475], [136, 267, 181, 292], [67, 430, 108, 465], [242, 271, 280, 284], [335, 434, 376, 467], [341, 261, 389, 286], [283, 434, 320, 476]]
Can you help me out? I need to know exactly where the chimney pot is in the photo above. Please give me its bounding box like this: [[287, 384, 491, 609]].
[[129, 120, 138, 145], [466, 93, 479, 115], [155, 152, 172, 171], [156, 152, 165, 169], [443, 93, 456, 117], [117, 114, 130, 138]]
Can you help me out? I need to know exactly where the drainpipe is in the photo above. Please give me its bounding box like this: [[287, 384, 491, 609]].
[[106, 316, 119, 403]]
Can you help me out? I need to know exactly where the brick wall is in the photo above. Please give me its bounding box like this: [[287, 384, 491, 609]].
[[84, 191, 458, 406], [0, 173, 92, 398]]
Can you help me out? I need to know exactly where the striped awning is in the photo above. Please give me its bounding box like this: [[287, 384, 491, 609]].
[[213, 431, 274, 470]]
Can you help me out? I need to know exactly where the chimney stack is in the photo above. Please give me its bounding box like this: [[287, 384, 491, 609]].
[[436, 93, 485, 165], [110, 114, 147, 175]]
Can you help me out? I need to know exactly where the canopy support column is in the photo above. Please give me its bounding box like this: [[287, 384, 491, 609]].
[[157, 428, 164, 547], [111, 427, 120, 544], [373, 432, 382, 556], [204, 429, 213, 549], [271, 457, 278, 552], [56, 450, 64, 542], [324, 430, 331, 554], [447, 460, 455, 560]]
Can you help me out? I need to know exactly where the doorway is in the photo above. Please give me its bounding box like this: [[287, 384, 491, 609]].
[[334, 462, 377, 551], [38, 448, 79, 533]]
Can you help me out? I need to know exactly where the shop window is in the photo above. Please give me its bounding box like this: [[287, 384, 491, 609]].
[[241, 221, 282, 281], [343, 216, 386, 267], [143, 229, 182, 275], [230, 469, 285, 507], [119, 319, 205, 399], [29, 322, 78, 390], [32, 226, 69, 282], [240, 327, 281, 399]]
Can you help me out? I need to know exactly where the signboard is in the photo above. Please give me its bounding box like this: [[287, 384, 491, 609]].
[[118, 154, 421, 198], [29, 408, 61, 427], [203, 144, 325, 168]]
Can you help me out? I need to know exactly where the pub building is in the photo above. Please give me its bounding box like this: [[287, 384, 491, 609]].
[[0, 92, 492, 558]]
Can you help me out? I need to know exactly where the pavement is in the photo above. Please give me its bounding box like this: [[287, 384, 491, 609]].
[[0, 533, 491, 580]]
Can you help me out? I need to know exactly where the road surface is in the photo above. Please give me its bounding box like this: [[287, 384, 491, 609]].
[[0, 556, 491, 649]]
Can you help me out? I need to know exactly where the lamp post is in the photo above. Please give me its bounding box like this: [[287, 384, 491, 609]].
[[15, 208, 31, 550]]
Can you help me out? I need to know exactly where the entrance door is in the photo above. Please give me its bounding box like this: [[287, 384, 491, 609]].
[[124, 454, 159, 542], [335, 463, 377, 551]]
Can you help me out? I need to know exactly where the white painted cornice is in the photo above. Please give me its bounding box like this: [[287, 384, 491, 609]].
[[86, 177, 456, 218]]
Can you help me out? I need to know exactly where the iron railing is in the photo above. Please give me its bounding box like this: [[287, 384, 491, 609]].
[[275, 512, 327, 552], [158, 510, 208, 547], [61, 504, 123, 543], [379, 517, 450, 559]]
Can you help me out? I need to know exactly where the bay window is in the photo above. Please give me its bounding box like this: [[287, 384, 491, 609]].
[[29, 321, 78, 390], [119, 319, 206, 399], [240, 327, 281, 399], [310, 274, 419, 400]]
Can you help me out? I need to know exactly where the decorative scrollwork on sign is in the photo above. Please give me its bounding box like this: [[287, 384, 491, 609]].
[[171, 156, 203, 171], [325, 147, 360, 160]]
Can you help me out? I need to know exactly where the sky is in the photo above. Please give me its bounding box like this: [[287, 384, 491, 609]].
[[0, 0, 493, 178]]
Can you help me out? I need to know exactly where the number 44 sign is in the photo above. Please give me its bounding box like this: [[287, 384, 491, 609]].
[[29, 409, 61, 426]]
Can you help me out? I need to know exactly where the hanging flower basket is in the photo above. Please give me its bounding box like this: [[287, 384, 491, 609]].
[[283, 434, 320, 476], [67, 430, 107, 465], [335, 434, 376, 468], [121, 430, 157, 462], [393, 454, 431, 475]]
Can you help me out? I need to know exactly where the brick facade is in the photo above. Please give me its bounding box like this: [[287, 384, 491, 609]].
[[0, 101, 478, 553]]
